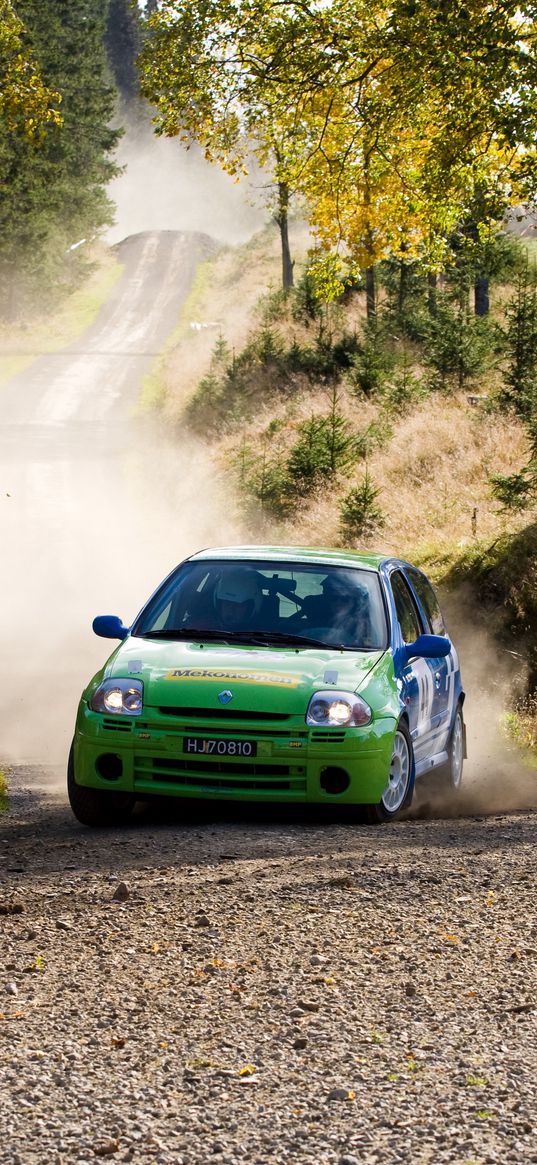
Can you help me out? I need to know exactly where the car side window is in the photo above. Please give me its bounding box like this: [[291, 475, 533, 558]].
[[390, 570, 423, 644], [405, 568, 446, 635]]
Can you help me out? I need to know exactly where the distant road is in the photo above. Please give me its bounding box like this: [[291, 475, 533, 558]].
[[1, 230, 215, 442], [0, 230, 234, 766]]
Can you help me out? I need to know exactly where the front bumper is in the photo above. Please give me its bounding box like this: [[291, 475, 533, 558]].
[[73, 703, 396, 805]]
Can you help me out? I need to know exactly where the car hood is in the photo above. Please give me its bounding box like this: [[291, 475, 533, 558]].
[[101, 637, 385, 713]]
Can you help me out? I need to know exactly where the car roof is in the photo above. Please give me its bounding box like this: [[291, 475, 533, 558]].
[[188, 545, 392, 571]]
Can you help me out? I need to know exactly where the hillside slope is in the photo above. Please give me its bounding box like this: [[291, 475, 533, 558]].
[[154, 224, 530, 558]]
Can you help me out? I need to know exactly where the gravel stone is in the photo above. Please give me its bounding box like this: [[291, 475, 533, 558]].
[[112, 882, 130, 901]]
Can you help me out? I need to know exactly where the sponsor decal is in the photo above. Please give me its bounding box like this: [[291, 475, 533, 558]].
[[166, 667, 301, 688]]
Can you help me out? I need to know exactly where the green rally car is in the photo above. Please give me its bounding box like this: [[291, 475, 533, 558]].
[[68, 545, 465, 826]]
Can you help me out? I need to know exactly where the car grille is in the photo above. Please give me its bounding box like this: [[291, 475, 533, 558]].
[[102, 718, 133, 733], [133, 754, 307, 795], [158, 706, 291, 721], [310, 730, 346, 742]]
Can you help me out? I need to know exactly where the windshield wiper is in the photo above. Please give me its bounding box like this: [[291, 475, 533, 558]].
[[139, 627, 226, 641], [138, 627, 328, 647], [214, 629, 326, 647]]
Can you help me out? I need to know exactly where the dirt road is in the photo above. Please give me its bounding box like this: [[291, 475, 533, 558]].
[[2, 775, 537, 1165]]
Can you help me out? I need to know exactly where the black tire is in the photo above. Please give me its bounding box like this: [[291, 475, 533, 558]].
[[67, 744, 135, 827], [437, 703, 465, 792], [360, 720, 415, 824]]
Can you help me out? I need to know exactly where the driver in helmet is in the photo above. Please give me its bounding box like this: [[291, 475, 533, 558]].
[[319, 572, 370, 645], [214, 569, 263, 630]]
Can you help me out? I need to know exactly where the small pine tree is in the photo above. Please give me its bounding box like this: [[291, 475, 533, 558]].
[[425, 297, 494, 390], [489, 470, 535, 513], [381, 352, 428, 414], [339, 471, 385, 541], [503, 264, 537, 420], [287, 391, 358, 497], [349, 322, 394, 396], [287, 416, 333, 494], [378, 255, 430, 341], [292, 270, 323, 324]]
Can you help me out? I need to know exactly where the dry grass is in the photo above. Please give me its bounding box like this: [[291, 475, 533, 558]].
[[367, 398, 528, 551], [0, 245, 122, 386], [276, 395, 529, 555]]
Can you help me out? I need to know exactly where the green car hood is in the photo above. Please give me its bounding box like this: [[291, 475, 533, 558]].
[[99, 637, 385, 714]]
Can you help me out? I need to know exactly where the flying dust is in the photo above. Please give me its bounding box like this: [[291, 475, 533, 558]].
[[0, 420, 243, 772], [106, 118, 265, 247], [411, 588, 537, 819]]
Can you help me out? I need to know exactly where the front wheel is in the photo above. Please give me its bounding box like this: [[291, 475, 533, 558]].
[[67, 745, 135, 827], [361, 721, 414, 824]]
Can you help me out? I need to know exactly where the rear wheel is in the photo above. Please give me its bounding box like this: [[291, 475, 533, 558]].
[[361, 721, 414, 824], [67, 745, 135, 827], [437, 703, 465, 792]]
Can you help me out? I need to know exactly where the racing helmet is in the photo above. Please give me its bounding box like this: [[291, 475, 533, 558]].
[[214, 570, 262, 616], [321, 571, 368, 608]]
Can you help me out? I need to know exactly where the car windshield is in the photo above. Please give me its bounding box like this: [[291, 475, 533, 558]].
[[133, 559, 388, 651]]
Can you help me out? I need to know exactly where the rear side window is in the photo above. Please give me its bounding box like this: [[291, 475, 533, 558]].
[[390, 570, 423, 644], [405, 568, 446, 635]]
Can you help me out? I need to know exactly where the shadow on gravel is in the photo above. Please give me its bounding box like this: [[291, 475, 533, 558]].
[[2, 771, 537, 884]]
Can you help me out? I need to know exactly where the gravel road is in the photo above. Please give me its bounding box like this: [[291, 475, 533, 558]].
[[2, 770, 537, 1165]]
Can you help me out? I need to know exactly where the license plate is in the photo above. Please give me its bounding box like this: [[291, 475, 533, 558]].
[[183, 737, 257, 757]]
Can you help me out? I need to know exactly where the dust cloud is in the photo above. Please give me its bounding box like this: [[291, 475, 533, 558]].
[[411, 588, 537, 819], [106, 117, 266, 246], [0, 417, 244, 772]]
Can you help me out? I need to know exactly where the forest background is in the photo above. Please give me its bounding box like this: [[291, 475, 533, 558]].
[[1, 0, 536, 754]]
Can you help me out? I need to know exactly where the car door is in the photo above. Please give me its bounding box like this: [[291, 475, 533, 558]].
[[389, 569, 436, 764], [404, 566, 456, 753]]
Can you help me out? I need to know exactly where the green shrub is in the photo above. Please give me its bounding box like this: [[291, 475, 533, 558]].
[[339, 471, 386, 541], [502, 264, 537, 420], [348, 323, 396, 397], [489, 470, 536, 513], [425, 298, 497, 390], [292, 271, 323, 324], [381, 358, 429, 415]]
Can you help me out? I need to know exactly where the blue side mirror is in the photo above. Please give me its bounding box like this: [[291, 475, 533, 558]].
[[92, 615, 130, 640], [402, 634, 451, 663]]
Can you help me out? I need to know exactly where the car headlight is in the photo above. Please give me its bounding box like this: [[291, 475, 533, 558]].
[[306, 689, 371, 727], [90, 678, 143, 716]]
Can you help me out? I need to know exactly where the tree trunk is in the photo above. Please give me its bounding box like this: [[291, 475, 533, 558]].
[[474, 277, 490, 316], [274, 182, 294, 291], [365, 265, 376, 320], [398, 258, 408, 317], [427, 272, 437, 315]]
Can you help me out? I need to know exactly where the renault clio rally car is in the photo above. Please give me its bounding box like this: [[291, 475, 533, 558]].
[[68, 546, 465, 827]]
